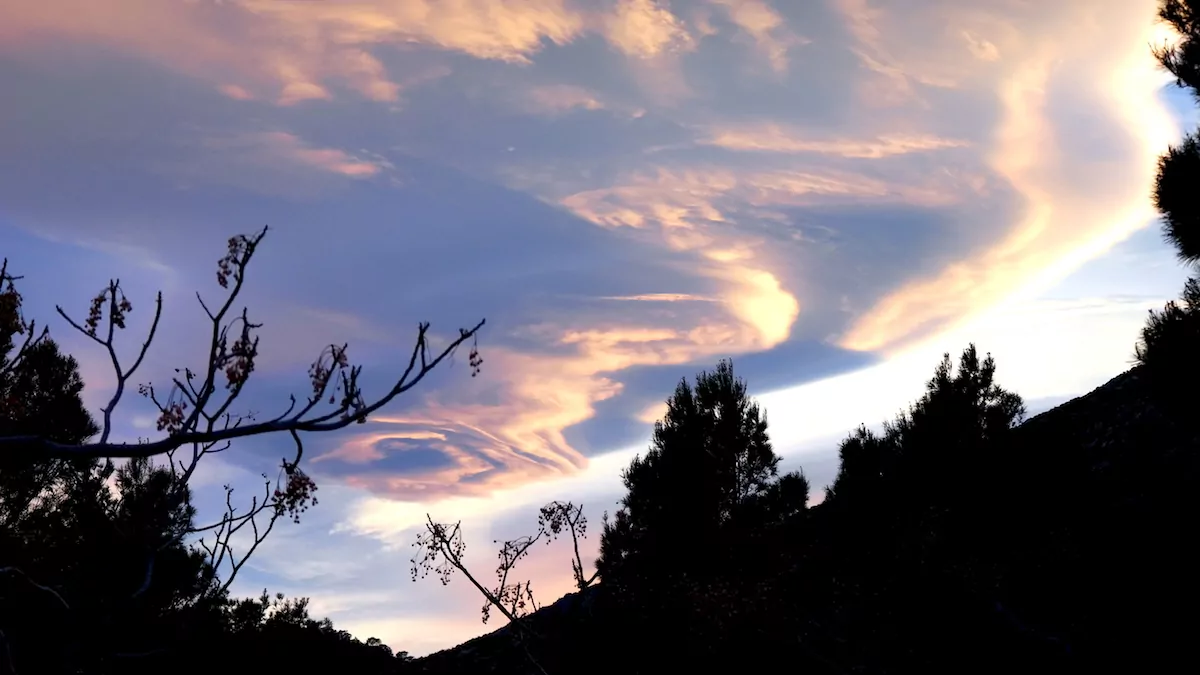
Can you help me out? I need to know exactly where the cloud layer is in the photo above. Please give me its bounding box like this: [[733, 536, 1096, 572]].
[[0, 0, 1174, 506], [0, 0, 1184, 655]]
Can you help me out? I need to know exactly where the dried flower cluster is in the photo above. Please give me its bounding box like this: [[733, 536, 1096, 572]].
[[82, 284, 134, 337], [308, 344, 350, 398], [485, 579, 537, 624], [412, 521, 465, 587], [0, 260, 26, 339], [274, 466, 319, 524], [3, 225, 484, 604], [218, 317, 260, 390], [216, 234, 254, 289]]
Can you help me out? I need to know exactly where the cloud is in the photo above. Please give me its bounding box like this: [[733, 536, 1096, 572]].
[[154, 130, 396, 198], [0, 0, 584, 105], [525, 84, 607, 115], [229, 131, 389, 177], [831, 0, 1019, 106], [319, 307, 798, 502], [602, 0, 696, 59], [699, 124, 970, 157], [708, 0, 807, 73], [962, 30, 1000, 62], [218, 84, 255, 101], [600, 292, 717, 302], [838, 0, 1179, 355]]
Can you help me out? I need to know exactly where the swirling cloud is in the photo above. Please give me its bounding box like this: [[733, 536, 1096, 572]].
[[836, 0, 1179, 354], [0, 0, 1177, 518]]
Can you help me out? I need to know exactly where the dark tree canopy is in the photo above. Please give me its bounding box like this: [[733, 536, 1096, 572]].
[[597, 359, 802, 580], [1139, 0, 1200, 401], [1155, 0, 1200, 263], [827, 344, 1025, 509], [2, 232, 470, 674]]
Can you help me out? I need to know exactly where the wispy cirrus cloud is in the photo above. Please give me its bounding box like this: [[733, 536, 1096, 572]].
[[699, 124, 969, 158], [524, 84, 608, 115], [602, 0, 696, 59], [708, 0, 807, 73]]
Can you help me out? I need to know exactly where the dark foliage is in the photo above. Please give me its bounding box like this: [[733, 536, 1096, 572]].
[[1, 256, 419, 675], [414, 339, 1199, 674], [1142, 1, 1200, 408], [1155, 0, 1200, 262]]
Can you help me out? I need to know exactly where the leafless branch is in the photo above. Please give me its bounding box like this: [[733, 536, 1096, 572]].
[[537, 501, 600, 591], [53, 282, 162, 445], [0, 566, 70, 611], [0, 258, 51, 380], [0, 226, 486, 462], [411, 502, 598, 675], [4, 229, 483, 609]]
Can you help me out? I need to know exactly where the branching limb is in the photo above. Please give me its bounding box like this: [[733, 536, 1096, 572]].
[[53, 281, 163, 445], [0, 226, 485, 463], [411, 502, 598, 675], [538, 501, 600, 591], [0, 258, 51, 380], [411, 516, 549, 675], [0, 566, 71, 611]]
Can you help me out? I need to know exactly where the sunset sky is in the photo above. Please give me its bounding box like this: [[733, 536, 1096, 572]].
[[1, 0, 1194, 656]]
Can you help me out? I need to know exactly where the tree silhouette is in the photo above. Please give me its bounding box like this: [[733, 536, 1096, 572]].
[[589, 359, 809, 673], [0, 228, 484, 463], [597, 359, 797, 580], [1154, 0, 1200, 263], [1139, 0, 1200, 409], [2, 229, 477, 673]]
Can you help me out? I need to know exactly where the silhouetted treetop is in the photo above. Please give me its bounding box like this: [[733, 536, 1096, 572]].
[[598, 360, 781, 574], [1155, 0, 1200, 263]]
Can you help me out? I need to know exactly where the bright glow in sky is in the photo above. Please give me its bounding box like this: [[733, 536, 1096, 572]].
[[0, 0, 1192, 656]]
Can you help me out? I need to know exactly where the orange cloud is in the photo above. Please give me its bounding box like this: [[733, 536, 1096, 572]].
[[700, 124, 969, 158], [838, 0, 1177, 355], [2, 0, 723, 108], [832, 0, 1024, 106], [324, 164, 845, 500], [636, 400, 669, 424], [218, 84, 255, 101], [525, 84, 606, 114], [600, 293, 717, 302], [158, 130, 394, 198], [602, 0, 695, 59], [962, 30, 1000, 62], [315, 430, 450, 465], [0, 0, 583, 105], [708, 0, 806, 73], [239, 0, 585, 64], [226, 131, 388, 177], [557, 165, 965, 233], [341, 315, 786, 501]]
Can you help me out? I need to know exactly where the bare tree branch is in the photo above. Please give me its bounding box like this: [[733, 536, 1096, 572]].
[[0, 226, 485, 465], [54, 284, 163, 445], [0, 258, 51, 381], [411, 502, 599, 675], [3, 228, 484, 613], [0, 566, 70, 611]]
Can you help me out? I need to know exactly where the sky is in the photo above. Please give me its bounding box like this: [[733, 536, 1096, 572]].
[[1, 0, 1196, 657]]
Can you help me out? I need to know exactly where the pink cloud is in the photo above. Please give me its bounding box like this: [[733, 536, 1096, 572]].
[[209, 131, 389, 178], [708, 0, 807, 73], [699, 124, 969, 158], [602, 0, 696, 59]]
